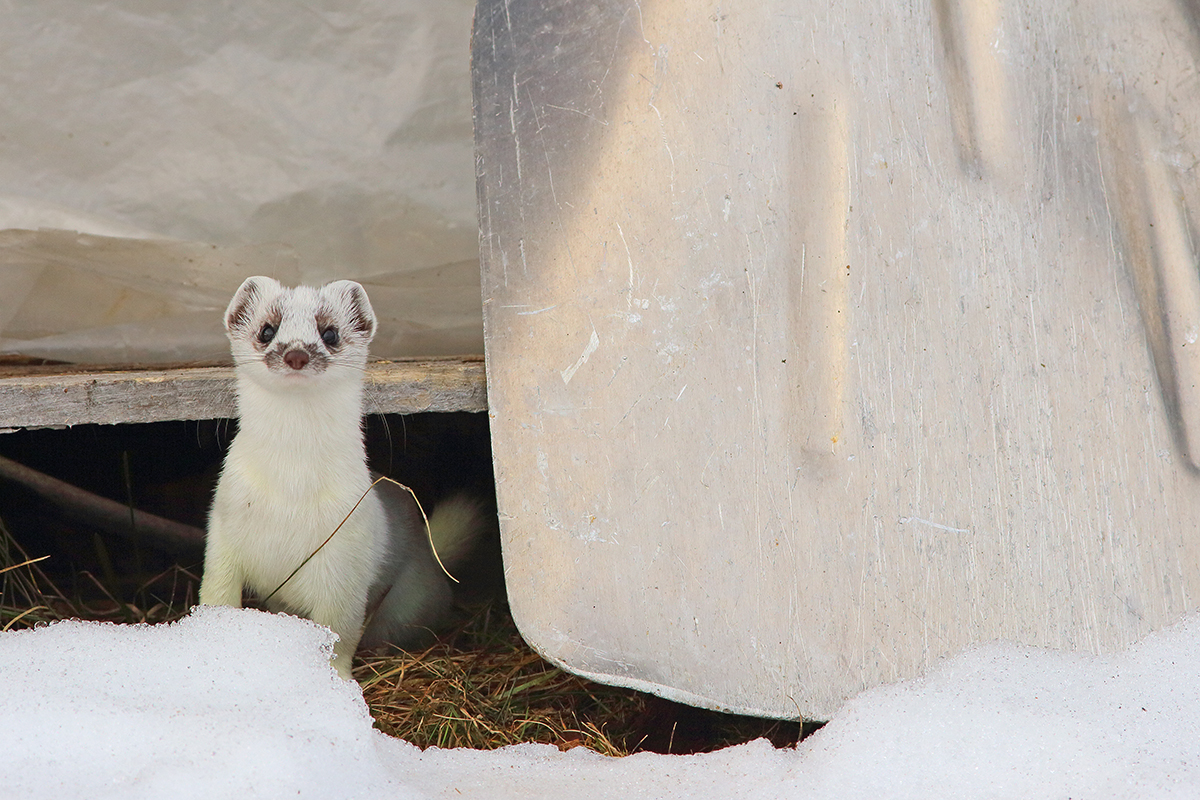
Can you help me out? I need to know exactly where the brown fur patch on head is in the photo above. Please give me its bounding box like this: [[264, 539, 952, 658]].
[[264, 341, 328, 373], [262, 301, 283, 326], [256, 301, 284, 349], [315, 307, 339, 349]]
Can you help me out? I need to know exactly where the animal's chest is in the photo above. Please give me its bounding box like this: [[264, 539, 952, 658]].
[[219, 452, 376, 574]]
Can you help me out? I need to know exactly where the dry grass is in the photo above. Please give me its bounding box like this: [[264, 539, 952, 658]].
[[355, 603, 648, 754], [0, 518, 198, 631]]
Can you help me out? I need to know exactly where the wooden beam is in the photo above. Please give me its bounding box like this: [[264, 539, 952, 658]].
[[0, 357, 487, 431]]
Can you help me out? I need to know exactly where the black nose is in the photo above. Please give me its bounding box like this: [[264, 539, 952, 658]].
[[284, 349, 309, 370]]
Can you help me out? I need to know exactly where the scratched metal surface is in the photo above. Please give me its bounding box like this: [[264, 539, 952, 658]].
[[473, 0, 1200, 719]]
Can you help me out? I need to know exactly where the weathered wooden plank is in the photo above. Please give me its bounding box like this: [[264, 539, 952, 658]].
[[0, 357, 486, 430], [363, 358, 488, 415]]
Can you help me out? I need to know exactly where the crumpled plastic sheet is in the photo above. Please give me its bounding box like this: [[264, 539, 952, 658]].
[[0, 0, 481, 364]]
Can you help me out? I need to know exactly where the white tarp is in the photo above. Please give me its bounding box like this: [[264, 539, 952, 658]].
[[0, 1, 481, 364]]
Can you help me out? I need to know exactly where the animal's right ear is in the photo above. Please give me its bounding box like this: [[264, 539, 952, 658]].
[[225, 276, 281, 333]]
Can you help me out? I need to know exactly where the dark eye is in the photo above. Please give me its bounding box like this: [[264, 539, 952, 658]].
[[321, 327, 339, 347], [258, 324, 276, 344]]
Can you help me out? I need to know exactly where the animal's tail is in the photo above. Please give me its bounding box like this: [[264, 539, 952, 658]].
[[426, 494, 488, 571]]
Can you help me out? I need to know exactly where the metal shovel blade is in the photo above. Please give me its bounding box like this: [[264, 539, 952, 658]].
[[473, 0, 1200, 719]]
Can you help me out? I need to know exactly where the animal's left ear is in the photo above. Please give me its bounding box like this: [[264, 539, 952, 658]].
[[326, 280, 377, 342]]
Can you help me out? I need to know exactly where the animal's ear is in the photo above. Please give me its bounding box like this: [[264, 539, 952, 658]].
[[225, 276, 281, 333], [326, 280, 377, 342]]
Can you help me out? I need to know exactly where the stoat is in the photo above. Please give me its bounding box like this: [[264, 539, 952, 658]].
[[200, 276, 481, 679]]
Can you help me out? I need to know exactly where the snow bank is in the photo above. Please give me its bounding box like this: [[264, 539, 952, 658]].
[[2, 605, 1199, 799], [0, 608, 418, 799]]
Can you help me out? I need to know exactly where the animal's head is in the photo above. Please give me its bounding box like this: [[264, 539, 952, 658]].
[[224, 276, 377, 387]]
